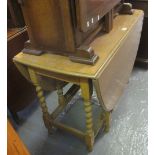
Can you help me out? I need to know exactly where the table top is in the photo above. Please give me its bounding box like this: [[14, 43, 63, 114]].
[[13, 10, 143, 79]]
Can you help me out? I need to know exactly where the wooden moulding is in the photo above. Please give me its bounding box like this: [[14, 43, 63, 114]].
[[69, 46, 99, 65], [22, 41, 99, 65], [23, 41, 99, 65], [22, 40, 43, 55]]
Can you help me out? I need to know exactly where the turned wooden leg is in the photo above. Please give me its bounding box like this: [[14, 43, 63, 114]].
[[80, 79, 94, 152], [28, 68, 52, 133], [104, 111, 111, 133], [56, 82, 65, 106]]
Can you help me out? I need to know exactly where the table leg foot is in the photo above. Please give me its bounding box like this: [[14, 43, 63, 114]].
[[85, 134, 94, 152], [104, 111, 111, 133]]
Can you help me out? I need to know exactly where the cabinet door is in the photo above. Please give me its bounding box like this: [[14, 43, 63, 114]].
[[76, 0, 121, 32]]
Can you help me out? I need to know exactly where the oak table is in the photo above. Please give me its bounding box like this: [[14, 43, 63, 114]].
[[13, 10, 143, 151]]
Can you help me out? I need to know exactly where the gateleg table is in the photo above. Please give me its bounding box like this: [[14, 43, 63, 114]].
[[13, 10, 143, 151]]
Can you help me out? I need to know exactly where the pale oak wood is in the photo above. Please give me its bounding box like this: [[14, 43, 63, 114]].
[[13, 10, 143, 151]]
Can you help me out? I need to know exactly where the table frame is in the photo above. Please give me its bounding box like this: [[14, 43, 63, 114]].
[[27, 67, 111, 151]]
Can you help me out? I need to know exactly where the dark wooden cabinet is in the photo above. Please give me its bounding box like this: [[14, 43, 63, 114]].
[[7, 0, 36, 121], [7, 28, 36, 121], [126, 0, 148, 67], [18, 0, 124, 65], [7, 0, 25, 28]]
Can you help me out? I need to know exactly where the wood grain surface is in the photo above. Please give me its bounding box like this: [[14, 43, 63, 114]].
[[7, 121, 30, 155]]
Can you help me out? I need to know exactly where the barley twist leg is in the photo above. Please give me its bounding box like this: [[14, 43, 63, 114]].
[[104, 111, 111, 133], [28, 68, 52, 133], [80, 79, 94, 152], [56, 82, 65, 105], [84, 101, 94, 152]]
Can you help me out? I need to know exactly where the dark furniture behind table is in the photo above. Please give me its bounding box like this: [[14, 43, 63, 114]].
[[7, 0, 36, 122], [7, 28, 36, 122], [7, 0, 25, 28], [126, 0, 148, 68]]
